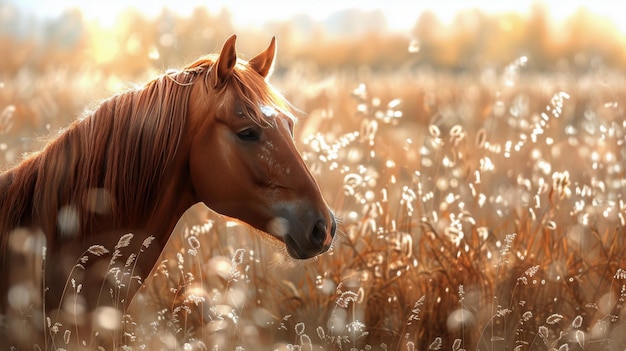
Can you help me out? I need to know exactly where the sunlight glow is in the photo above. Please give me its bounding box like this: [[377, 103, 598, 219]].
[[14, 0, 626, 34]]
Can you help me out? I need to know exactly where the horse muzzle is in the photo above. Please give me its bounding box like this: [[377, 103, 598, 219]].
[[267, 205, 336, 259]]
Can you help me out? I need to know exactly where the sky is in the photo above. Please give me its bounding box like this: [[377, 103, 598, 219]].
[[12, 0, 626, 33]]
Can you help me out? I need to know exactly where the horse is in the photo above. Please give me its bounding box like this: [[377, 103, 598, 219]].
[[0, 34, 336, 348]]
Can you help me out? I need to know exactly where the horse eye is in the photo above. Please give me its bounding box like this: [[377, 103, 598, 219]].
[[237, 128, 261, 141]]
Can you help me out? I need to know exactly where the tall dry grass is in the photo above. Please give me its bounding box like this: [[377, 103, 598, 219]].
[[2, 51, 626, 350]]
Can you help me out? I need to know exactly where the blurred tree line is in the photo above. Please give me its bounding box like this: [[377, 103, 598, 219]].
[[0, 1, 625, 77]]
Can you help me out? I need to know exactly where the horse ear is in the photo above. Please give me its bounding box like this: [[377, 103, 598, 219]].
[[212, 34, 238, 88], [249, 36, 276, 79]]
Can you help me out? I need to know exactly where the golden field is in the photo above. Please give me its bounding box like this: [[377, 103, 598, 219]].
[[2, 4, 626, 350]]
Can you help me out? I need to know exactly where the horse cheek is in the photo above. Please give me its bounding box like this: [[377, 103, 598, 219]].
[[189, 136, 226, 207]]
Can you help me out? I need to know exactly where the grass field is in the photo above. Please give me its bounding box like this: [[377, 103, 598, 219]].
[[2, 15, 626, 350]]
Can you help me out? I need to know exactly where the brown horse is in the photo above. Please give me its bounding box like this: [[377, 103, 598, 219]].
[[0, 35, 336, 348]]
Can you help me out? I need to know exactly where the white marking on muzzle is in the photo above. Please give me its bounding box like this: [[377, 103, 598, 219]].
[[267, 217, 289, 238]]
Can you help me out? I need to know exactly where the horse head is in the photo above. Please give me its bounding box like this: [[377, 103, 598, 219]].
[[186, 35, 336, 259]]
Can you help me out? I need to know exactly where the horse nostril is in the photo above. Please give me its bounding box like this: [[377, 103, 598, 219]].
[[311, 220, 327, 247]]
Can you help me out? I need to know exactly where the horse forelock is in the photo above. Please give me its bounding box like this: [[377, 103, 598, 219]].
[[186, 55, 299, 128], [229, 68, 299, 127]]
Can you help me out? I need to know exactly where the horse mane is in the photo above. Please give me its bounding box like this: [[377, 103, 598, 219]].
[[0, 69, 195, 251], [0, 53, 298, 254]]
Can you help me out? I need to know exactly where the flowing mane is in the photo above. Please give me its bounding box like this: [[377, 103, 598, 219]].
[[0, 67, 192, 253]]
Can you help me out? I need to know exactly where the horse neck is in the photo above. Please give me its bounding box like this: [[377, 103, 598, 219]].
[[0, 129, 195, 254], [0, 137, 196, 314], [116, 156, 197, 247], [0, 158, 38, 241], [0, 160, 38, 312]]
